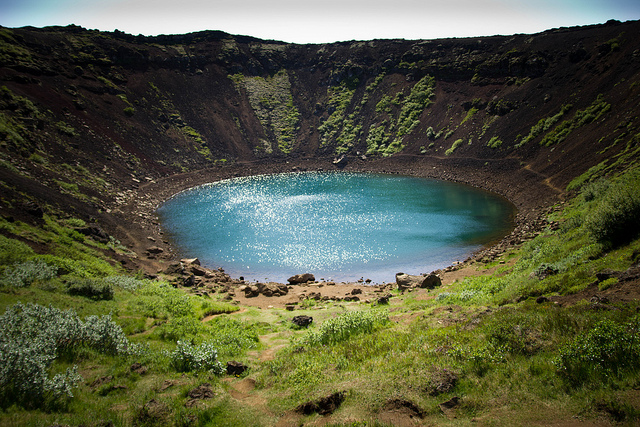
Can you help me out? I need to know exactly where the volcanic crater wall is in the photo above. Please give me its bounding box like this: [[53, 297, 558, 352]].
[[1, 20, 640, 260]]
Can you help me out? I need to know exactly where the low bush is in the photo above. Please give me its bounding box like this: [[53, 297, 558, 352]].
[[0, 302, 135, 407], [0, 259, 57, 287], [555, 317, 640, 387], [135, 281, 196, 318], [104, 275, 148, 291], [486, 136, 503, 148], [586, 171, 640, 247], [206, 316, 260, 357], [168, 340, 224, 374], [157, 316, 204, 341], [66, 278, 114, 300]]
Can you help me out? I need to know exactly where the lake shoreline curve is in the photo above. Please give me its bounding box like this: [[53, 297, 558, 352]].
[[114, 154, 562, 293]]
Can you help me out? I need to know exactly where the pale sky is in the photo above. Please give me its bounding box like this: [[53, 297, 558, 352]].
[[1, 0, 639, 44]]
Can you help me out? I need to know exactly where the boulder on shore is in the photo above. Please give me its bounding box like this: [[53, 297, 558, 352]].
[[396, 272, 442, 290], [257, 282, 289, 297], [291, 315, 313, 327], [288, 273, 315, 284]]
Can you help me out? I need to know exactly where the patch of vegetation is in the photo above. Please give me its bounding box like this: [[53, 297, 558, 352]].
[[540, 96, 611, 146], [231, 70, 299, 154], [318, 81, 356, 149], [516, 103, 573, 148], [55, 121, 77, 137], [585, 170, 640, 248], [445, 138, 463, 156], [66, 277, 114, 300], [487, 136, 503, 148], [0, 302, 135, 407], [297, 309, 389, 347], [566, 161, 608, 192], [395, 75, 435, 137], [555, 317, 640, 387], [0, 259, 57, 288], [366, 75, 436, 156], [0, 214, 119, 278], [486, 98, 517, 116], [461, 107, 478, 125], [0, 85, 43, 154], [167, 340, 225, 374]]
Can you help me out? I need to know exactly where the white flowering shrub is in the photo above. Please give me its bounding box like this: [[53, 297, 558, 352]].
[[0, 302, 136, 406], [168, 340, 224, 374], [104, 275, 148, 291], [0, 259, 57, 287]]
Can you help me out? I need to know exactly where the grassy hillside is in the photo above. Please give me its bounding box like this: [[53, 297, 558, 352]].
[[0, 20, 640, 425]]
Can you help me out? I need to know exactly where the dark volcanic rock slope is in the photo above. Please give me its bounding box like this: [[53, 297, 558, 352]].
[[1, 21, 640, 265]]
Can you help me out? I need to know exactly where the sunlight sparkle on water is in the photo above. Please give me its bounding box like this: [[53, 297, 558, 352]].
[[157, 172, 515, 283]]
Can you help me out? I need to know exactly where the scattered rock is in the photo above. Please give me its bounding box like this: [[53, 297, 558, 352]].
[[181, 258, 201, 266], [23, 201, 44, 218], [182, 274, 196, 287], [288, 273, 315, 284], [188, 383, 214, 400], [244, 285, 260, 298], [163, 261, 183, 275], [146, 246, 164, 254], [257, 282, 289, 297], [296, 391, 345, 415], [77, 225, 109, 243], [377, 294, 391, 304], [226, 361, 248, 376], [302, 291, 322, 300], [396, 272, 441, 290], [292, 315, 313, 327], [421, 273, 442, 289], [333, 155, 348, 168], [351, 288, 363, 295]]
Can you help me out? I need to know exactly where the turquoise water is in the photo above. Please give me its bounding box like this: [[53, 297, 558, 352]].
[[157, 172, 515, 283]]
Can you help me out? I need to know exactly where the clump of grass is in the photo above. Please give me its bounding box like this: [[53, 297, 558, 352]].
[[445, 138, 463, 156], [298, 309, 388, 347], [486, 136, 503, 148]]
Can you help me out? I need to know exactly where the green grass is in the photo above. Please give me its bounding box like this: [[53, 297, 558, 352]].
[[2, 164, 640, 425]]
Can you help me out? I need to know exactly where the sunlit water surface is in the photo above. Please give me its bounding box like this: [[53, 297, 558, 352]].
[[157, 172, 515, 283]]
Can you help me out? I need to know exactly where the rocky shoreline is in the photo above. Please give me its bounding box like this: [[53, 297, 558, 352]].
[[107, 154, 562, 306]]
